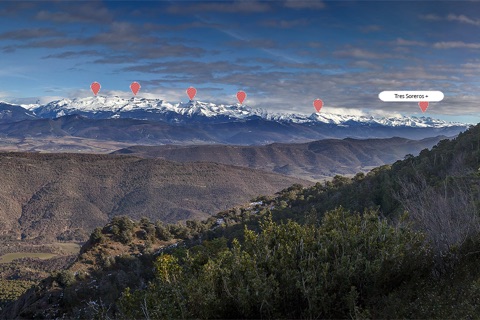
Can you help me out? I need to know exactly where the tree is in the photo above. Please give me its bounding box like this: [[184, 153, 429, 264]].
[[55, 270, 76, 288], [332, 175, 350, 188], [89, 227, 104, 245], [111, 216, 135, 244], [155, 222, 173, 241]]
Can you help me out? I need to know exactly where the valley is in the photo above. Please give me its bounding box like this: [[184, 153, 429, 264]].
[[0, 137, 133, 154], [0, 253, 58, 264], [0, 242, 80, 264]]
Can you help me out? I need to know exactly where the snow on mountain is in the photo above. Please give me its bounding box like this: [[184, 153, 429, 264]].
[[31, 96, 263, 120], [35, 96, 256, 115], [23, 96, 468, 128], [19, 103, 41, 111], [0, 100, 40, 111]]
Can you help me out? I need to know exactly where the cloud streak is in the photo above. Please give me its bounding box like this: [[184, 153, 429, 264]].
[[0, 28, 63, 40], [166, 1, 270, 14], [433, 41, 480, 49], [261, 18, 310, 29], [35, 2, 113, 24], [421, 13, 480, 26], [284, 0, 326, 10]]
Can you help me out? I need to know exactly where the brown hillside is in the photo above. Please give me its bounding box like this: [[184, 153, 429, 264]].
[[0, 153, 309, 242], [112, 136, 446, 180]]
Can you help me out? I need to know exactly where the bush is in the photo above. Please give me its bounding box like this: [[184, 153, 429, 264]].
[[110, 216, 135, 244], [168, 224, 190, 240], [111, 216, 135, 233], [118, 230, 133, 245], [118, 208, 432, 319], [89, 227, 104, 245], [0, 280, 34, 304], [55, 270, 76, 288], [155, 222, 173, 241]]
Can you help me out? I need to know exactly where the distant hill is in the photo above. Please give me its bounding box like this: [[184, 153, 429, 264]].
[[0, 103, 37, 124], [113, 136, 448, 180], [0, 153, 309, 242]]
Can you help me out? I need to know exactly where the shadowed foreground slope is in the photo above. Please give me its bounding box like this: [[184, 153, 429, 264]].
[[5, 124, 480, 319]]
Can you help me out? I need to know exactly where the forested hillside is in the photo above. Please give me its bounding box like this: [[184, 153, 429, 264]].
[[3, 125, 480, 319]]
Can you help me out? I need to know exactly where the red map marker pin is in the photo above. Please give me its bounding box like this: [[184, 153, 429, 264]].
[[418, 101, 429, 113], [237, 91, 247, 104], [130, 82, 141, 96], [90, 82, 101, 96], [186, 87, 197, 100], [313, 98, 323, 112]]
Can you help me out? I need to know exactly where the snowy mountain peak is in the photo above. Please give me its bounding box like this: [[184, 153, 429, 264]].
[[32, 96, 266, 121], [17, 96, 469, 128], [306, 112, 460, 128]]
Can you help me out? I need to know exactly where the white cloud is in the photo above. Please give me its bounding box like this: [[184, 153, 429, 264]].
[[433, 41, 480, 49], [359, 25, 382, 33], [421, 13, 480, 26], [0, 91, 10, 99], [447, 14, 480, 26], [8, 96, 64, 105], [461, 61, 480, 69], [335, 47, 395, 59], [393, 38, 427, 47], [351, 60, 381, 70], [321, 107, 367, 117]]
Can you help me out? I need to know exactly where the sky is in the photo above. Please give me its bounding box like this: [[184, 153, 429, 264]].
[[0, 0, 479, 123]]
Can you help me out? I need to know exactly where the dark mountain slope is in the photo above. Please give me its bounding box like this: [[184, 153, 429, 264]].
[[0, 115, 216, 144], [0, 103, 37, 124]]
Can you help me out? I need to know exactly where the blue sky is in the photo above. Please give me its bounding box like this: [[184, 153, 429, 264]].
[[0, 1, 479, 123]]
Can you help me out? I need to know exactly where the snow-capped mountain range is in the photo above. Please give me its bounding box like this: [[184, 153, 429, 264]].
[[0, 96, 471, 146], [16, 96, 467, 128]]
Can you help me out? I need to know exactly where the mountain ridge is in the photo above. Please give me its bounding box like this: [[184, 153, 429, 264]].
[[4, 96, 468, 128], [112, 135, 448, 180], [0, 113, 465, 146]]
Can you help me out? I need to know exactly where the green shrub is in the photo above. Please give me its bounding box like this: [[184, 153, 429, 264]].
[[155, 222, 173, 241], [89, 227, 104, 245], [55, 270, 76, 288], [118, 208, 431, 319], [0, 280, 34, 304]]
